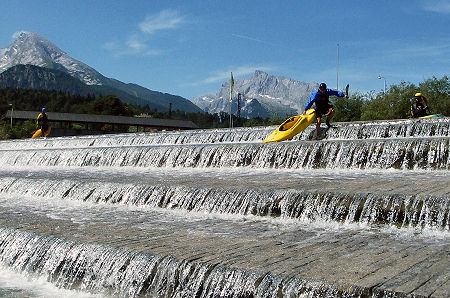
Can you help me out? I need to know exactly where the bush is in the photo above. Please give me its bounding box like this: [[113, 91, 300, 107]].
[[0, 120, 36, 140]]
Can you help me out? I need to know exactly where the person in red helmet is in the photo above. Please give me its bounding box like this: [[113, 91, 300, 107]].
[[303, 83, 347, 139]]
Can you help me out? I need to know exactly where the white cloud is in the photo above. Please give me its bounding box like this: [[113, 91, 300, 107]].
[[386, 43, 450, 58], [102, 39, 161, 58], [126, 34, 147, 51], [422, 0, 450, 13], [193, 65, 276, 86], [231, 34, 281, 48], [231, 34, 265, 44], [103, 9, 186, 57], [139, 9, 184, 35]]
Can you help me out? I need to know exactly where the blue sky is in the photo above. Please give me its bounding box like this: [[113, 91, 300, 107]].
[[1, 1, 449, 99]]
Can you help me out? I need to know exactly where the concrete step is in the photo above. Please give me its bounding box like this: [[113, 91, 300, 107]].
[[0, 195, 448, 297]]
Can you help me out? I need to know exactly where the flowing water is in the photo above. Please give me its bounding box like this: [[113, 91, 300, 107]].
[[0, 118, 449, 297]]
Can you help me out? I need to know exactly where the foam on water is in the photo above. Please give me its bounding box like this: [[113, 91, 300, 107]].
[[0, 184, 447, 241], [0, 265, 104, 298], [0, 119, 448, 297], [0, 117, 448, 151]]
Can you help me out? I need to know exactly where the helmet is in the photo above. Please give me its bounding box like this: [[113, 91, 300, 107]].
[[319, 83, 327, 90], [41, 107, 46, 113], [415, 92, 422, 97]]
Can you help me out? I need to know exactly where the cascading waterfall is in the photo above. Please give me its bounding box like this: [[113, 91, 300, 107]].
[[0, 228, 213, 297], [0, 228, 379, 298], [0, 176, 448, 230], [0, 118, 449, 297], [0, 137, 448, 170], [0, 117, 448, 151]]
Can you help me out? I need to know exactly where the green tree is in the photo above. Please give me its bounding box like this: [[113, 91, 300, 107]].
[[418, 76, 450, 115], [360, 81, 417, 120], [88, 95, 133, 116], [0, 120, 35, 140], [333, 92, 364, 122]]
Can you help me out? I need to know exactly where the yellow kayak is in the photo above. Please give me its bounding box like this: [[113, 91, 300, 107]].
[[32, 127, 51, 139], [263, 109, 315, 143], [419, 114, 445, 119]]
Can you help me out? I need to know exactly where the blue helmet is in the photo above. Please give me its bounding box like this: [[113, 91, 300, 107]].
[[41, 107, 46, 113]]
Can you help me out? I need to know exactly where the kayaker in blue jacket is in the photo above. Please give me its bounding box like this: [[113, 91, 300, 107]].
[[303, 82, 346, 139]]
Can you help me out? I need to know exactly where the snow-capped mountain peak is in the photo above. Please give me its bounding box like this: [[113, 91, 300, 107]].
[[0, 31, 203, 113], [192, 70, 318, 119], [0, 31, 105, 85]]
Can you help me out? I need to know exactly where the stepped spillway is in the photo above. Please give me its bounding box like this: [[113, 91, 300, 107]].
[[0, 118, 449, 297]]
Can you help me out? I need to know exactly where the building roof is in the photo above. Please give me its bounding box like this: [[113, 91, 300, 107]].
[[5, 110, 198, 129]]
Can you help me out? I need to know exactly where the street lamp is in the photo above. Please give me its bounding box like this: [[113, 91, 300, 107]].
[[8, 103, 13, 128], [377, 75, 386, 94]]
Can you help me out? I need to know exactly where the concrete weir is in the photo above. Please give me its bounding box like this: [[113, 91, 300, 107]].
[[0, 118, 449, 297]]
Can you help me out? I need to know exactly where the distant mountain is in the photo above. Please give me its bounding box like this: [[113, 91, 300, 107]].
[[0, 64, 89, 92], [0, 32, 202, 113], [192, 70, 318, 119], [0, 64, 169, 111], [194, 93, 270, 119]]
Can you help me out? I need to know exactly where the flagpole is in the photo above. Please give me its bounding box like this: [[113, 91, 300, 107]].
[[336, 43, 339, 90], [229, 72, 234, 128]]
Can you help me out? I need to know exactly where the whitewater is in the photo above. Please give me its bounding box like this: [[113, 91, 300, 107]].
[[0, 118, 448, 297]]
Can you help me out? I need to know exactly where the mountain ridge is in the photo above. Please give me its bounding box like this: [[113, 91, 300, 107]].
[[0, 64, 170, 111], [192, 70, 318, 118], [0, 32, 202, 113]]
